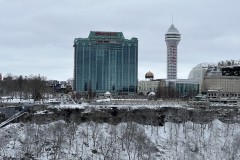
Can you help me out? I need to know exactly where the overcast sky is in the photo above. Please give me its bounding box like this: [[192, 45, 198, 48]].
[[1, 0, 240, 81]]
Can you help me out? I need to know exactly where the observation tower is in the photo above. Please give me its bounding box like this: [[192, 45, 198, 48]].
[[165, 24, 181, 79]]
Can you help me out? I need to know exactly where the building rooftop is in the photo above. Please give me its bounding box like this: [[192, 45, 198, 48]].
[[166, 24, 180, 34], [74, 31, 138, 45], [89, 31, 125, 40]]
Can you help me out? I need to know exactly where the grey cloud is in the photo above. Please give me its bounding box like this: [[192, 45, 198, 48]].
[[1, 0, 240, 80]]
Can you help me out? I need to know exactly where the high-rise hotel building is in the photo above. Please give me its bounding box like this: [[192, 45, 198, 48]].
[[165, 24, 181, 79], [73, 31, 138, 95]]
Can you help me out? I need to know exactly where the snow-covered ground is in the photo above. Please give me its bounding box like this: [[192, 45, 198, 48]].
[[48, 103, 89, 110], [0, 97, 59, 104], [47, 101, 188, 110], [96, 98, 111, 103], [1, 120, 240, 159], [0, 98, 34, 104]]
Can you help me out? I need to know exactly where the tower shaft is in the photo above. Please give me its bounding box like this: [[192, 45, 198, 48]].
[[165, 24, 181, 79]]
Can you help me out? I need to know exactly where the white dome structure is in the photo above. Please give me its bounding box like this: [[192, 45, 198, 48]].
[[188, 63, 209, 94], [148, 92, 156, 96], [104, 91, 112, 98], [188, 63, 208, 80]]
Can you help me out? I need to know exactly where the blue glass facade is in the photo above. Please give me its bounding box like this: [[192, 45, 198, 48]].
[[175, 79, 200, 97], [74, 31, 138, 94]]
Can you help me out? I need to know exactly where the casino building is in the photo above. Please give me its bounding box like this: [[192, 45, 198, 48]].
[[73, 31, 138, 95]]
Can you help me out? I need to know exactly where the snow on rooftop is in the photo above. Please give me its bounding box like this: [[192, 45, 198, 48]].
[[104, 91, 111, 95], [96, 98, 110, 103], [195, 62, 216, 68], [148, 92, 156, 96]]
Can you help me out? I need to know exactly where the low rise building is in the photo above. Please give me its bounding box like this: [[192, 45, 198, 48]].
[[175, 79, 200, 98], [203, 65, 240, 98], [138, 72, 200, 97], [138, 80, 161, 95], [189, 62, 240, 99], [137, 71, 165, 95], [204, 76, 240, 98]]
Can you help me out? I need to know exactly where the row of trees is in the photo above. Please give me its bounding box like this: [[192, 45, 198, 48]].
[[155, 81, 177, 99], [153, 81, 198, 100], [0, 74, 53, 101], [0, 121, 158, 159], [2, 118, 240, 159]]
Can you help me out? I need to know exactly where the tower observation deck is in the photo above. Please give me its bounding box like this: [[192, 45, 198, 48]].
[[165, 24, 181, 79]]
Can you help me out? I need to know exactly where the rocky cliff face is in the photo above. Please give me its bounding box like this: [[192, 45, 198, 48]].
[[1, 105, 240, 159], [19, 106, 240, 125]]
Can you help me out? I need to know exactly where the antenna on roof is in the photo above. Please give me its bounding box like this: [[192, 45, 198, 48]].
[[172, 15, 173, 24]]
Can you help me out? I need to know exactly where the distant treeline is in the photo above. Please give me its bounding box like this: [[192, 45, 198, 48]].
[[0, 74, 53, 101]]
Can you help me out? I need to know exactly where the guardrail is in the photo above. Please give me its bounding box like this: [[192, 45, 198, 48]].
[[0, 111, 26, 128]]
